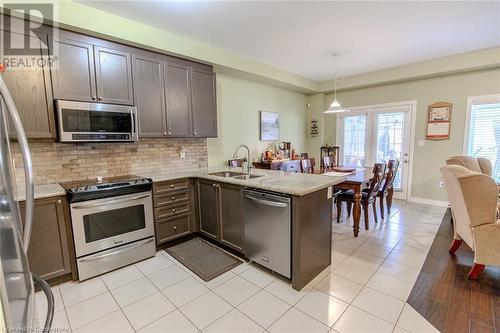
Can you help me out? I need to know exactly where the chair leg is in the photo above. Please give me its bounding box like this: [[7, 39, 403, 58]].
[[347, 202, 352, 217], [372, 201, 378, 224], [336, 199, 342, 223], [364, 204, 370, 230], [468, 263, 485, 280], [379, 196, 385, 220], [448, 239, 462, 254]]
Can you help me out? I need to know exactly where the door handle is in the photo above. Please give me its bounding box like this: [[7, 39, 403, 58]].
[[79, 237, 154, 262], [244, 195, 288, 208], [0, 76, 34, 251], [72, 193, 150, 209]]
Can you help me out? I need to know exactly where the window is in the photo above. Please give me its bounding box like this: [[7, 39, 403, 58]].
[[465, 95, 500, 181], [342, 114, 367, 168]]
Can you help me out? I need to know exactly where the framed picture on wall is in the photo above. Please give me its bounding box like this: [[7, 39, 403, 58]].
[[260, 111, 280, 141], [426, 102, 452, 140]]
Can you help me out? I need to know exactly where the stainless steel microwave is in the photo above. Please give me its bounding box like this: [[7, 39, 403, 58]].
[[56, 100, 138, 143]]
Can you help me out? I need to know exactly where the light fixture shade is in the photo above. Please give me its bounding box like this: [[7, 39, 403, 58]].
[[324, 98, 350, 114]]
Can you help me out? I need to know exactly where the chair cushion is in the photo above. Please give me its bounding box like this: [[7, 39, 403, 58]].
[[339, 189, 369, 200]]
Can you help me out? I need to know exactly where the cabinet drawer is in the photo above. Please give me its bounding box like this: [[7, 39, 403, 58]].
[[154, 189, 190, 207], [154, 201, 190, 220], [155, 215, 191, 244], [154, 179, 189, 194]]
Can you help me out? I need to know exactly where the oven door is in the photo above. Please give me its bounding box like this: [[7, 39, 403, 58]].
[[56, 100, 137, 142], [70, 191, 154, 257]]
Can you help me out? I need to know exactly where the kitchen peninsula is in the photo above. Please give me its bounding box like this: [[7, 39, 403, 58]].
[[139, 168, 346, 290]]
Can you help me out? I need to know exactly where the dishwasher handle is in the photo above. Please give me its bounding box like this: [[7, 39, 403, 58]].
[[244, 195, 289, 208]]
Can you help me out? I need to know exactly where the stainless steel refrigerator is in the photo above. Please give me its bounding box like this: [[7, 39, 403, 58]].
[[0, 75, 54, 331]]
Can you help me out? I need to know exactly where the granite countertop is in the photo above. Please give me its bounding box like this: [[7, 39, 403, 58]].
[[16, 183, 66, 202], [140, 167, 347, 196]]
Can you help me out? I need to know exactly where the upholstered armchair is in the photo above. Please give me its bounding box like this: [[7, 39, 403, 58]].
[[440, 165, 500, 279], [446, 155, 492, 176]]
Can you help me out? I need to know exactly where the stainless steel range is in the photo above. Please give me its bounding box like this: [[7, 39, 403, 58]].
[[62, 176, 155, 280]]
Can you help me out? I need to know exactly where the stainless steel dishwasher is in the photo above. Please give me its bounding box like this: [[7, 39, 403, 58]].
[[243, 189, 291, 278]]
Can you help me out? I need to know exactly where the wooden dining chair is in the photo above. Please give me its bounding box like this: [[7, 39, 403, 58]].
[[336, 163, 387, 229], [377, 159, 400, 219], [323, 156, 333, 172], [301, 159, 313, 174]]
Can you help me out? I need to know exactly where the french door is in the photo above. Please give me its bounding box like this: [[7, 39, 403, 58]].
[[337, 102, 414, 200]]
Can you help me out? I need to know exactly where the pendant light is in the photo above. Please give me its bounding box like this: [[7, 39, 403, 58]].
[[324, 53, 350, 114]]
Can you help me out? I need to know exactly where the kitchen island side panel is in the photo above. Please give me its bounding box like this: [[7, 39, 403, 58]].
[[292, 188, 332, 290]]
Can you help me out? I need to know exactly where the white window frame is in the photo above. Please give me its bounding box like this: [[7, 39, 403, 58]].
[[463, 93, 500, 154]]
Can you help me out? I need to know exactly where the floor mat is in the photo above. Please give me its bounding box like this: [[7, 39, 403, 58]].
[[165, 237, 242, 281]]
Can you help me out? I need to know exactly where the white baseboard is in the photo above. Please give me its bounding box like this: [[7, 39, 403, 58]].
[[407, 196, 449, 207]]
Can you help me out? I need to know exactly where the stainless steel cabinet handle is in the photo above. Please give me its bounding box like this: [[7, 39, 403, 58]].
[[98, 96, 103, 100], [57, 199, 61, 205], [193, 131, 198, 136], [173, 225, 177, 231], [79, 238, 154, 262], [0, 76, 34, 250], [167, 131, 172, 136], [172, 208, 176, 213], [244, 195, 288, 208], [171, 196, 175, 201], [72, 194, 150, 209], [92, 95, 96, 100], [170, 184, 175, 189], [163, 132, 167, 136]]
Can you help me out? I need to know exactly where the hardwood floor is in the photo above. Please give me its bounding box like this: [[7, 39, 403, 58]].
[[407, 210, 500, 333]]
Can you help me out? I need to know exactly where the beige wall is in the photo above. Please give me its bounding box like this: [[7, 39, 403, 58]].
[[311, 68, 500, 202], [208, 74, 308, 167]]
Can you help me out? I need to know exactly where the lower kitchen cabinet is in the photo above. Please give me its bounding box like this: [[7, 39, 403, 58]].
[[197, 180, 244, 252], [155, 214, 191, 243], [152, 178, 194, 245], [20, 196, 74, 281]]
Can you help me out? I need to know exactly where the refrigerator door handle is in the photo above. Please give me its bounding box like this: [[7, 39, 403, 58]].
[[0, 76, 34, 250], [32, 275, 54, 333]]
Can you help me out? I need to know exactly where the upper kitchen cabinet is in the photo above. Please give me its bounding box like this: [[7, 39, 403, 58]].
[[164, 59, 192, 137], [50, 32, 134, 105], [132, 52, 167, 137], [50, 37, 96, 102], [2, 30, 56, 139], [94, 46, 134, 105], [191, 67, 217, 138]]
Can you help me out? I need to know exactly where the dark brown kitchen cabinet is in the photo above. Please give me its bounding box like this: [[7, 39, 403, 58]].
[[164, 61, 192, 137], [50, 33, 134, 105], [2, 31, 56, 139], [50, 37, 97, 102], [218, 183, 244, 251], [153, 178, 194, 245], [20, 196, 74, 281], [132, 53, 167, 137], [94, 46, 134, 105], [197, 180, 244, 252], [197, 180, 219, 239], [191, 69, 217, 138]]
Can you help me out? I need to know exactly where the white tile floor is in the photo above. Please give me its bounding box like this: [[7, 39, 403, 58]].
[[33, 200, 444, 333]]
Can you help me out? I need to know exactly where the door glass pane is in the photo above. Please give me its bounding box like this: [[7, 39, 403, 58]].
[[342, 115, 367, 168], [467, 102, 500, 182], [61, 109, 132, 133], [83, 205, 145, 243], [375, 112, 405, 189]]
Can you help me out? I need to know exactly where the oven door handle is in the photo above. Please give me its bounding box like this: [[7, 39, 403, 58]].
[[72, 193, 150, 209], [79, 237, 154, 263]]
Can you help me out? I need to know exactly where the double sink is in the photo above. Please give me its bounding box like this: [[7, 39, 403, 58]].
[[209, 171, 263, 180]]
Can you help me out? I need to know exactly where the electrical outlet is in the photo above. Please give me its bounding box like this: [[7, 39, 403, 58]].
[[439, 181, 445, 188], [180, 146, 186, 158]]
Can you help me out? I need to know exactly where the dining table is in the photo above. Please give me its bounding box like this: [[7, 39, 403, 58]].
[[319, 167, 393, 237]]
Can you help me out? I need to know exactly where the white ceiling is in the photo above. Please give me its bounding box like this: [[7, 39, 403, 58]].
[[78, 1, 500, 81]]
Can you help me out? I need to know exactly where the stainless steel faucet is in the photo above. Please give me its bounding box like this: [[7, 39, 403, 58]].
[[232, 144, 251, 173]]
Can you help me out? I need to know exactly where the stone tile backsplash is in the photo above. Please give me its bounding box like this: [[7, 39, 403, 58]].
[[11, 138, 208, 185]]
